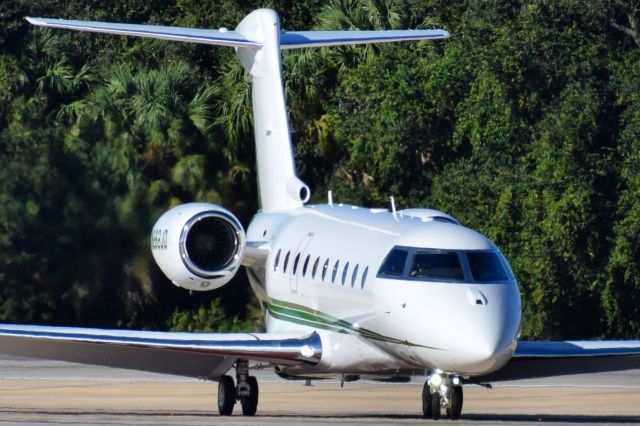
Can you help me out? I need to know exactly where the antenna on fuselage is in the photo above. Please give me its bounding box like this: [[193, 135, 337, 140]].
[[328, 191, 333, 207], [390, 196, 397, 219]]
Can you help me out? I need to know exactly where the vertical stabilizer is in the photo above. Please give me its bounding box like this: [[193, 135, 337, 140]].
[[235, 9, 309, 213], [26, 10, 450, 213]]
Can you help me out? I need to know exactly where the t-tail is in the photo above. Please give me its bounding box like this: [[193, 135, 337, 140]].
[[27, 9, 449, 212]]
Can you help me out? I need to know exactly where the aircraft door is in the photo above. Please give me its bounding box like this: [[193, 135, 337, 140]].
[[290, 232, 314, 293]]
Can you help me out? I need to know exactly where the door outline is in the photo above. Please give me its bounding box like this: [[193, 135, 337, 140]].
[[290, 232, 314, 293]]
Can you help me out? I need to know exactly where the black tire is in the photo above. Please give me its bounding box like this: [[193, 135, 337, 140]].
[[447, 386, 463, 420], [431, 391, 441, 420], [421, 381, 432, 418], [241, 376, 259, 416], [218, 375, 236, 416]]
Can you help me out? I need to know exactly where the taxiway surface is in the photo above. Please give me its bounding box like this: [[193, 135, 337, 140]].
[[0, 355, 638, 425]]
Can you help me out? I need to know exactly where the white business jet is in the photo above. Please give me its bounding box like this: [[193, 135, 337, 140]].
[[1, 8, 639, 420]]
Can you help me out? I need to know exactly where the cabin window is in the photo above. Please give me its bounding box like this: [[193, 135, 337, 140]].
[[468, 252, 508, 282], [322, 259, 329, 281], [351, 264, 359, 287], [302, 255, 311, 277], [332, 260, 340, 283], [311, 257, 320, 279], [283, 251, 290, 273], [274, 249, 281, 272], [341, 262, 350, 286], [292, 253, 300, 275], [409, 251, 464, 281], [361, 266, 369, 289], [378, 248, 408, 276]]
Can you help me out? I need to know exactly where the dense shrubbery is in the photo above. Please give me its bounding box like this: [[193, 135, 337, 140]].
[[1, 0, 639, 338]]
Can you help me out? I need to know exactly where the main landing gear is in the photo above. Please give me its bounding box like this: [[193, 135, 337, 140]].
[[422, 370, 463, 420], [217, 360, 259, 416]]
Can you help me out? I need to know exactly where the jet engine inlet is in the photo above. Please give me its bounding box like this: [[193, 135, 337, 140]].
[[180, 212, 241, 277], [151, 203, 246, 291]]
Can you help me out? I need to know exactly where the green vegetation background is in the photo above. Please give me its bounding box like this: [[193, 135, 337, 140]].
[[1, 0, 639, 339]]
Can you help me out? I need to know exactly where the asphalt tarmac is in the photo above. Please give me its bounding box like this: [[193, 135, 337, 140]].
[[0, 355, 639, 425]]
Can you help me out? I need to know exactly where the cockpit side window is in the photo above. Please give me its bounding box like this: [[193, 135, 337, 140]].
[[378, 248, 408, 276], [497, 251, 515, 280], [468, 252, 508, 281], [409, 251, 464, 281]]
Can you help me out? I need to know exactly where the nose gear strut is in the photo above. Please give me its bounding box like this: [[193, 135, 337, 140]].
[[422, 370, 463, 420]]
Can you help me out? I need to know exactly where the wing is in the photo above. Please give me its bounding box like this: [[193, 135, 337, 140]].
[[0, 323, 321, 379], [476, 340, 640, 382]]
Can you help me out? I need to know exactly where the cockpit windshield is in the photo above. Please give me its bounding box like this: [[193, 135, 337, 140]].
[[379, 248, 408, 276], [409, 251, 464, 281], [377, 246, 513, 283]]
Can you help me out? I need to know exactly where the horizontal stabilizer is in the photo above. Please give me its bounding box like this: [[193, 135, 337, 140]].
[[280, 29, 450, 49], [26, 17, 449, 50], [0, 323, 322, 379], [25, 17, 261, 48]]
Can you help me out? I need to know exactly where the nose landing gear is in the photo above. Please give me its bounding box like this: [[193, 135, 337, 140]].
[[422, 370, 463, 420]]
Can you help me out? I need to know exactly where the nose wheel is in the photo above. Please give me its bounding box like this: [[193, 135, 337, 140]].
[[422, 371, 463, 420], [447, 386, 463, 420]]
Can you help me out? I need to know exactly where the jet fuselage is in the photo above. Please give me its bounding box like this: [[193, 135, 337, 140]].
[[246, 204, 521, 377]]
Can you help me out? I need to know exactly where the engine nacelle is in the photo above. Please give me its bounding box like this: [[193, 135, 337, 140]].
[[151, 203, 245, 291]]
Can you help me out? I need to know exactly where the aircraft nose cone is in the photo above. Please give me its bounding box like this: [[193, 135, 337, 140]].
[[450, 326, 514, 375], [451, 288, 520, 375], [403, 283, 520, 375], [463, 327, 510, 368]]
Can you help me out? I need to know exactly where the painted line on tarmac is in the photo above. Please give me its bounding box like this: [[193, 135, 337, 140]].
[[488, 383, 640, 389]]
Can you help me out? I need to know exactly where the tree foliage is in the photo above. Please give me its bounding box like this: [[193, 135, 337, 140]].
[[0, 0, 639, 338]]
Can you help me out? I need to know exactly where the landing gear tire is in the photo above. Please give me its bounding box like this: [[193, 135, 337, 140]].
[[240, 376, 259, 416], [421, 381, 432, 418], [217, 375, 236, 416], [447, 386, 463, 420], [431, 390, 441, 420]]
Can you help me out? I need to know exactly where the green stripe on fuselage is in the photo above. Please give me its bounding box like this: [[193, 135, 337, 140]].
[[267, 299, 441, 349]]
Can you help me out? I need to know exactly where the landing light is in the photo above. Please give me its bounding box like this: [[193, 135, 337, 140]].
[[430, 373, 442, 386]]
